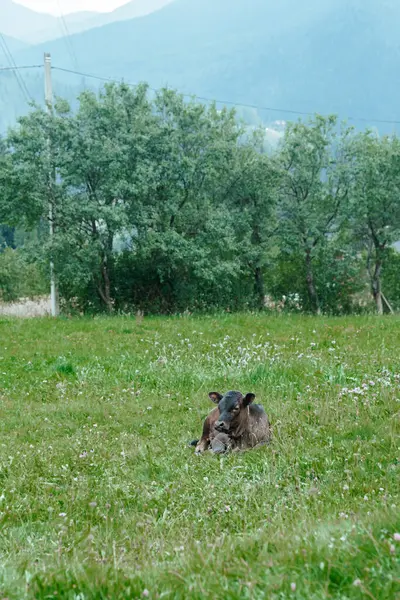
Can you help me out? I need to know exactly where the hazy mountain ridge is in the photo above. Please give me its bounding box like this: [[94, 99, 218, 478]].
[[74, 0, 175, 31], [0, 0, 173, 44], [1, 0, 58, 43]]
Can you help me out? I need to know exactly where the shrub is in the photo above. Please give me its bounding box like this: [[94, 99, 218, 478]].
[[0, 247, 48, 302]]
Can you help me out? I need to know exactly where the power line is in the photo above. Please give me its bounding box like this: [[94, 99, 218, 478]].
[[0, 34, 32, 103], [52, 66, 122, 84], [0, 35, 32, 102], [55, 0, 79, 71], [0, 65, 42, 72], [51, 65, 400, 126], [52, 66, 315, 113]]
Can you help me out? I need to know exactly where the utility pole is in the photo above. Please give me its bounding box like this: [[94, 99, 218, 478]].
[[44, 52, 59, 316]]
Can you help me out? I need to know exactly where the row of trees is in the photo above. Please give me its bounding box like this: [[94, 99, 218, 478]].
[[0, 83, 399, 314]]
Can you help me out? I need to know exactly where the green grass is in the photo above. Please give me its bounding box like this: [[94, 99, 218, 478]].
[[0, 313, 399, 599]]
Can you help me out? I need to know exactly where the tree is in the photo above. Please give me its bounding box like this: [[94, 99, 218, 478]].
[[53, 83, 156, 311], [0, 105, 67, 310], [278, 115, 353, 314], [123, 89, 245, 312], [2, 83, 159, 312], [225, 139, 280, 308], [350, 132, 400, 314], [0, 137, 14, 250]]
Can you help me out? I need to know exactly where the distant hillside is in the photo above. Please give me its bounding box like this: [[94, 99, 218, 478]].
[[0, 0, 97, 44], [3, 0, 400, 133], [1, 0, 56, 43], [0, 33, 28, 66]]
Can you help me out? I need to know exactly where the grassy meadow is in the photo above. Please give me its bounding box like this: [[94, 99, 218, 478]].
[[0, 313, 399, 599]]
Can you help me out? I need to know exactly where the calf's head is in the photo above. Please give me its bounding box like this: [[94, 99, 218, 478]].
[[209, 390, 255, 433]]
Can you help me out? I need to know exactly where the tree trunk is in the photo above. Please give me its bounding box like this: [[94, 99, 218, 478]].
[[371, 258, 383, 315], [91, 219, 113, 312], [99, 252, 113, 313], [305, 248, 321, 315], [366, 239, 385, 315], [254, 266, 265, 310]]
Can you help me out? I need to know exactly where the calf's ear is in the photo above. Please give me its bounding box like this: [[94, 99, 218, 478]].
[[209, 392, 223, 403], [243, 393, 256, 406]]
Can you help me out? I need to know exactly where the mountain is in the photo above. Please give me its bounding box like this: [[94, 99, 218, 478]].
[[0, 0, 98, 44], [69, 0, 175, 30], [0, 34, 28, 64], [0, 0, 174, 45], [0, 0, 56, 44], [4, 0, 400, 134]]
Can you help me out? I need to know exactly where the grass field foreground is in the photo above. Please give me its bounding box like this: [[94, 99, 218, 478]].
[[0, 313, 399, 599]]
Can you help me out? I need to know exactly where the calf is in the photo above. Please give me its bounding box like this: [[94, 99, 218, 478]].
[[193, 390, 271, 454]]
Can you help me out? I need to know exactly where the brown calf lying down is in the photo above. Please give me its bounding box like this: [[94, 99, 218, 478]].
[[192, 390, 271, 454]]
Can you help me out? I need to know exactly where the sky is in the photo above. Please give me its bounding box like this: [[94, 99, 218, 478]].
[[14, 0, 130, 15]]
